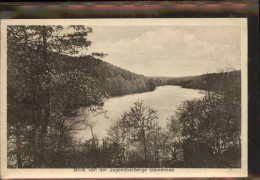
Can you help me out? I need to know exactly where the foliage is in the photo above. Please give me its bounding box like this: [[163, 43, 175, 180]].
[[7, 25, 104, 167], [55, 54, 158, 97], [167, 71, 241, 168], [106, 100, 164, 167], [165, 70, 241, 94]]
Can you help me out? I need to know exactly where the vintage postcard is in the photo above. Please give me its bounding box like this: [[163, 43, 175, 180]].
[[0, 18, 247, 178]]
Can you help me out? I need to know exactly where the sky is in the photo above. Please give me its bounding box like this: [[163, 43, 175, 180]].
[[82, 25, 241, 77]]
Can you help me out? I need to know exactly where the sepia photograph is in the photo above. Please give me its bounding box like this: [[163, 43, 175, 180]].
[[0, 19, 247, 178]]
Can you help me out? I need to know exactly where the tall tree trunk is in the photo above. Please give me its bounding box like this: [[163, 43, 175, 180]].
[[89, 125, 96, 148], [15, 123, 23, 168], [141, 128, 148, 166], [38, 25, 50, 167]]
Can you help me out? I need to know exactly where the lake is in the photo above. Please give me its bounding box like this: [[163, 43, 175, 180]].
[[75, 85, 204, 141]]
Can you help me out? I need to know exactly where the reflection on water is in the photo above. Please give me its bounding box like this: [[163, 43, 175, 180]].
[[76, 85, 204, 140]]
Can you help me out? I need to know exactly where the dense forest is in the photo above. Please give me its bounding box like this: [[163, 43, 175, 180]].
[[7, 25, 157, 168], [7, 25, 241, 168], [54, 54, 158, 97], [153, 70, 240, 93], [162, 70, 241, 92]]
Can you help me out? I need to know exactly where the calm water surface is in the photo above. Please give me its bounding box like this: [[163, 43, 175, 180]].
[[76, 86, 204, 140]]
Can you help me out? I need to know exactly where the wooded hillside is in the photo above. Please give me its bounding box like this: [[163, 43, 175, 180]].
[[153, 70, 241, 95], [54, 54, 158, 97], [166, 70, 240, 91]]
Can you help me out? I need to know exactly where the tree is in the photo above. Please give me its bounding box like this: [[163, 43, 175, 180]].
[[127, 101, 159, 166], [107, 101, 161, 167], [7, 25, 105, 167], [91, 52, 108, 59], [167, 70, 241, 167]]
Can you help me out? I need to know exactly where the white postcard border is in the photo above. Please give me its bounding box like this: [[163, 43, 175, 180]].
[[0, 18, 248, 178]]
